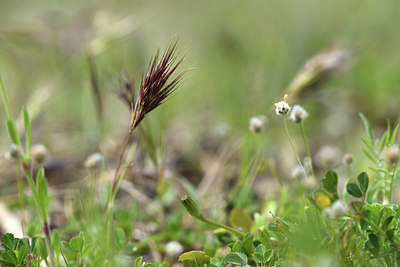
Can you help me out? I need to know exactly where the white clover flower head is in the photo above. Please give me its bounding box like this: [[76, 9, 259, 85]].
[[384, 146, 399, 165], [165, 241, 183, 257], [302, 176, 316, 190], [324, 200, 347, 218], [314, 145, 341, 169], [84, 152, 104, 172], [342, 153, 354, 165], [289, 105, 308, 123], [290, 165, 304, 180], [31, 144, 48, 164], [274, 100, 291, 116], [249, 115, 267, 133]]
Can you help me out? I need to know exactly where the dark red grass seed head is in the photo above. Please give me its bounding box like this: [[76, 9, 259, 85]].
[[114, 41, 185, 130]]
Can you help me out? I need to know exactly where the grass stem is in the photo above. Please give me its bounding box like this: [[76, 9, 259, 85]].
[[300, 121, 315, 181], [283, 117, 307, 177]]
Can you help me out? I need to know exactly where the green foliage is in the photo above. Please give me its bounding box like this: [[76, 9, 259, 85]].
[[0, 234, 44, 266], [228, 208, 252, 233], [322, 170, 338, 194], [178, 251, 210, 267]]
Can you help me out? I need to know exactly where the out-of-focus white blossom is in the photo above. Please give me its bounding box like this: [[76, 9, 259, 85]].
[[314, 145, 341, 169], [288, 105, 308, 123], [165, 241, 183, 257], [249, 115, 267, 133], [324, 200, 347, 218]]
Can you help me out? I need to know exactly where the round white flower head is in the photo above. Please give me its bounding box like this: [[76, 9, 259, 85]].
[[385, 146, 399, 165], [324, 200, 347, 218], [290, 165, 304, 180], [342, 153, 354, 165], [165, 241, 183, 257], [302, 176, 316, 190], [289, 105, 308, 123], [31, 144, 48, 164], [274, 100, 291, 116], [249, 115, 267, 133], [314, 145, 341, 169], [84, 152, 104, 172]]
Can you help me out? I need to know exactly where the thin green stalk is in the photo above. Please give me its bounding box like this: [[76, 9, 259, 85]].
[[389, 162, 398, 205], [300, 121, 315, 181], [0, 75, 13, 120], [199, 216, 244, 237], [16, 159, 26, 236], [283, 117, 306, 176]]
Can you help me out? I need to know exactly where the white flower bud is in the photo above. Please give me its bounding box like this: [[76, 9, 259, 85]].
[[249, 115, 267, 133], [342, 153, 354, 165], [7, 143, 20, 160], [31, 144, 48, 164], [84, 153, 104, 172], [165, 241, 183, 257], [290, 165, 304, 180], [385, 146, 399, 165]]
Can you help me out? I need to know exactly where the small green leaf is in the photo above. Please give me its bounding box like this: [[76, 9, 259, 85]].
[[23, 107, 31, 157], [359, 113, 374, 142], [228, 207, 252, 232], [241, 234, 253, 257], [357, 172, 369, 195], [178, 251, 210, 267], [51, 230, 62, 264], [253, 244, 266, 263], [7, 120, 22, 147], [225, 252, 248, 266], [367, 234, 380, 254], [382, 216, 394, 231], [322, 170, 338, 194], [1, 250, 18, 265], [386, 229, 395, 242], [35, 237, 48, 259], [36, 168, 49, 219], [1, 233, 19, 251], [231, 240, 243, 253], [69, 235, 84, 253], [16, 245, 29, 264], [135, 256, 143, 267], [210, 258, 221, 267], [346, 183, 362, 198], [114, 228, 126, 251]]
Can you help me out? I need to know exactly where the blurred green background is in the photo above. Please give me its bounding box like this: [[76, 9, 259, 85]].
[[1, 0, 400, 177]]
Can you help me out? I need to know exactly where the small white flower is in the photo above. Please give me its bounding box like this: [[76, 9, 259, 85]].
[[290, 165, 304, 180], [165, 241, 183, 257], [84, 153, 104, 172], [249, 115, 267, 133], [324, 200, 347, 218], [342, 153, 354, 165], [302, 176, 316, 190], [289, 105, 308, 123], [314, 145, 341, 169], [5, 143, 20, 160], [274, 100, 291, 116]]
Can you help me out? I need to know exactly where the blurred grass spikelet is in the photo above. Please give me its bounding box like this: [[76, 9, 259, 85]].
[[285, 47, 351, 102]]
